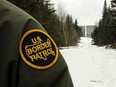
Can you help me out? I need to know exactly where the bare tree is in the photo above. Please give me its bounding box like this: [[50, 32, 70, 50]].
[[57, 2, 68, 46]]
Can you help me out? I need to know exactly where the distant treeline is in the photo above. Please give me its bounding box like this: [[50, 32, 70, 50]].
[[92, 0, 116, 48], [8, 0, 82, 47]]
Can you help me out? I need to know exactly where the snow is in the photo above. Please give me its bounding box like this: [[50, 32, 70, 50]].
[[60, 37, 116, 87]]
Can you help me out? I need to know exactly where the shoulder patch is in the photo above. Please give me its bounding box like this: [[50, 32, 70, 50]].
[[19, 29, 58, 69]]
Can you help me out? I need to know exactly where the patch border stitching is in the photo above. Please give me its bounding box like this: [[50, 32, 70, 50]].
[[19, 29, 58, 69]]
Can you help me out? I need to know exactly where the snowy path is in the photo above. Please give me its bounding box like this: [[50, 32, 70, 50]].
[[60, 37, 116, 87]]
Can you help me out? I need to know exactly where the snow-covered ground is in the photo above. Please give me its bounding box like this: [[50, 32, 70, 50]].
[[60, 37, 116, 87]]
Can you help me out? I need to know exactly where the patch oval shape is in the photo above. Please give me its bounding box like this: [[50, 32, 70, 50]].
[[19, 29, 58, 69]]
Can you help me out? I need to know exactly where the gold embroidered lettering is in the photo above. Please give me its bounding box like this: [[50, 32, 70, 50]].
[[25, 37, 55, 62]]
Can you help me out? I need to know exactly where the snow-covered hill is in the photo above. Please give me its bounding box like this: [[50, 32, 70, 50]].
[[60, 37, 116, 87]]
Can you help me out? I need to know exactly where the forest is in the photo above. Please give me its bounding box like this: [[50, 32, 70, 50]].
[[8, 0, 82, 47], [92, 0, 116, 49]]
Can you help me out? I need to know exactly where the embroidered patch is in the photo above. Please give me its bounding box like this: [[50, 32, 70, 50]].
[[19, 29, 58, 69]]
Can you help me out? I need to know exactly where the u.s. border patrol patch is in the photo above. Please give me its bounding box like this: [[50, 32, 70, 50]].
[[19, 29, 58, 69]]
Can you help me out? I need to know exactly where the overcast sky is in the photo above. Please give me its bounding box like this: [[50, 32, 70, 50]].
[[51, 0, 111, 26]]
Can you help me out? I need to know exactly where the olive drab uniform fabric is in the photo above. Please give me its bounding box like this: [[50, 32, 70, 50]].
[[0, 0, 74, 87]]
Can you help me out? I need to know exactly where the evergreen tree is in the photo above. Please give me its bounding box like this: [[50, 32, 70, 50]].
[[74, 19, 82, 40], [92, 0, 113, 46], [102, 0, 108, 20], [111, 0, 116, 44], [64, 15, 81, 46]]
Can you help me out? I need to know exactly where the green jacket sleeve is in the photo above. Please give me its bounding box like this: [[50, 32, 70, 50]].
[[0, 1, 74, 87]]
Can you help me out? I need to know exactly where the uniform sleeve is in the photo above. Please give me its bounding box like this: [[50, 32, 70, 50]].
[[17, 19, 74, 87], [0, 1, 73, 87]]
